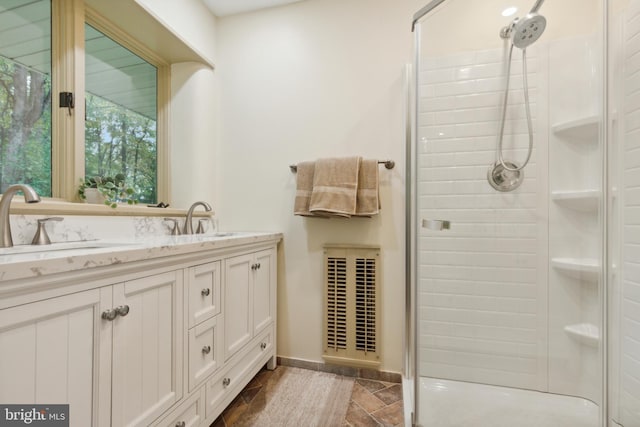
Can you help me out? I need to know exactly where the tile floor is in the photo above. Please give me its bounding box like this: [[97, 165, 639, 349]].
[[211, 366, 404, 427]]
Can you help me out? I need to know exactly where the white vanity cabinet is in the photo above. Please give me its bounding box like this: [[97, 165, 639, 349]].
[[0, 270, 183, 427], [0, 290, 102, 427], [223, 248, 276, 360], [107, 271, 184, 427], [0, 233, 279, 427]]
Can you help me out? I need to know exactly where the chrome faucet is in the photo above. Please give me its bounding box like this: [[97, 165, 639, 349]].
[[0, 184, 41, 248], [183, 201, 212, 234]]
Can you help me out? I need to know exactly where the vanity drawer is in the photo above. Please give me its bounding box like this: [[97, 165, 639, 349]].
[[188, 316, 222, 392], [187, 261, 221, 328], [151, 387, 204, 427], [205, 326, 273, 420]]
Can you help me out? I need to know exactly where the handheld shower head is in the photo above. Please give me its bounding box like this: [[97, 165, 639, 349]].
[[511, 13, 546, 48]]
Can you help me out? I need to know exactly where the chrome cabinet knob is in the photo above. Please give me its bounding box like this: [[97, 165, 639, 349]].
[[256, 263, 261, 269], [101, 309, 118, 321], [260, 342, 267, 350], [175, 422, 186, 427], [115, 305, 130, 317], [201, 288, 210, 297], [202, 345, 211, 355], [102, 305, 130, 321], [222, 377, 231, 387]]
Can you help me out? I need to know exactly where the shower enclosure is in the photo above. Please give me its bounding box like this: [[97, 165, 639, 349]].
[[404, 0, 640, 425]]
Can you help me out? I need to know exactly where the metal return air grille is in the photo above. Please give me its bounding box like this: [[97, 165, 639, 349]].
[[323, 246, 380, 369]]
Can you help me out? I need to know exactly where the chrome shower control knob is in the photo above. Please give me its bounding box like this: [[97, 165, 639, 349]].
[[115, 305, 130, 317], [202, 345, 211, 355], [201, 288, 210, 297], [222, 377, 231, 387]]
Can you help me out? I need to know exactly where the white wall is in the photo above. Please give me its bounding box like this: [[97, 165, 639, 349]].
[[215, 0, 423, 372], [135, 0, 217, 64], [170, 63, 219, 210], [132, 0, 220, 210]]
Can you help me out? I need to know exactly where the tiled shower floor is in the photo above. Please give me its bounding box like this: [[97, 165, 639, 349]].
[[211, 366, 404, 427]]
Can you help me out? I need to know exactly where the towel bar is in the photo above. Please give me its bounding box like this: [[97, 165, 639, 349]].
[[289, 160, 394, 173]]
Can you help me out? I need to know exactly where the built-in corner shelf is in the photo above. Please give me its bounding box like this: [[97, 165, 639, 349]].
[[551, 190, 600, 212], [564, 323, 600, 347], [552, 115, 600, 139], [551, 257, 600, 281]]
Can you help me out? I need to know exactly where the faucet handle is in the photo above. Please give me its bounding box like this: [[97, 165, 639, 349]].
[[196, 219, 208, 234], [164, 218, 182, 236], [31, 217, 63, 245]]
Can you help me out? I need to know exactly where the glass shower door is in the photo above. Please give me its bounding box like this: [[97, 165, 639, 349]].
[[412, 1, 604, 426]]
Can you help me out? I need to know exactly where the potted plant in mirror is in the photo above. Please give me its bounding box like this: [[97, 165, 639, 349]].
[[78, 174, 139, 208]]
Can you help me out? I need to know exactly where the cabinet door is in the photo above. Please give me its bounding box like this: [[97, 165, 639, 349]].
[[253, 248, 275, 336], [0, 290, 102, 427], [224, 253, 253, 360], [111, 271, 183, 427]]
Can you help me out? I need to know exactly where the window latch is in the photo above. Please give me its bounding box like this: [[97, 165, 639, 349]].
[[59, 92, 74, 116]]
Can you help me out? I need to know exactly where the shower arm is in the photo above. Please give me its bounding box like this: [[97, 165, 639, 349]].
[[529, 0, 545, 13]]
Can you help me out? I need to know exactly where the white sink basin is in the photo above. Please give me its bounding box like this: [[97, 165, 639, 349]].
[[0, 240, 134, 256]]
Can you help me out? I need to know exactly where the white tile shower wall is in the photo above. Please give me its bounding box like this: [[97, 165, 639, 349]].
[[619, 2, 640, 424], [417, 45, 549, 391], [6, 215, 216, 245]]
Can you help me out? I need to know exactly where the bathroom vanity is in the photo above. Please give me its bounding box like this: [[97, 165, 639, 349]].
[[0, 231, 281, 427]]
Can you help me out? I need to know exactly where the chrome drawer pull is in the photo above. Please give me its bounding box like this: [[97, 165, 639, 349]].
[[201, 288, 211, 297], [175, 422, 186, 427], [222, 377, 231, 387], [260, 342, 267, 350], [202, 345, 211, 355]]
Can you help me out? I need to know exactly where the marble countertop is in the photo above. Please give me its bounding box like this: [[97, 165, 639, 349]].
[[0, 231, 282, 282]]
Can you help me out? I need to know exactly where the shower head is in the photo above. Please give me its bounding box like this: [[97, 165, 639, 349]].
[[511, 12, 546, 48]]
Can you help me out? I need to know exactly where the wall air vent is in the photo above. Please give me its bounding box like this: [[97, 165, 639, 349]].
[[323, 245, 380, 369]]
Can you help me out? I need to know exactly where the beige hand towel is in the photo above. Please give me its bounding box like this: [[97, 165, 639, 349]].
[[294, 161, 316, 216], [355, 159, 380, 216], [309, 157, 361, 218]]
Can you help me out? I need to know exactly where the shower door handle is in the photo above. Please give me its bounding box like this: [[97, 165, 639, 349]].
[[422, 219, 451, 231]]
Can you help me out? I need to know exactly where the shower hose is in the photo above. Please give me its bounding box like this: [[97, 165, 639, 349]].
[[495, 43, 534, 172]]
